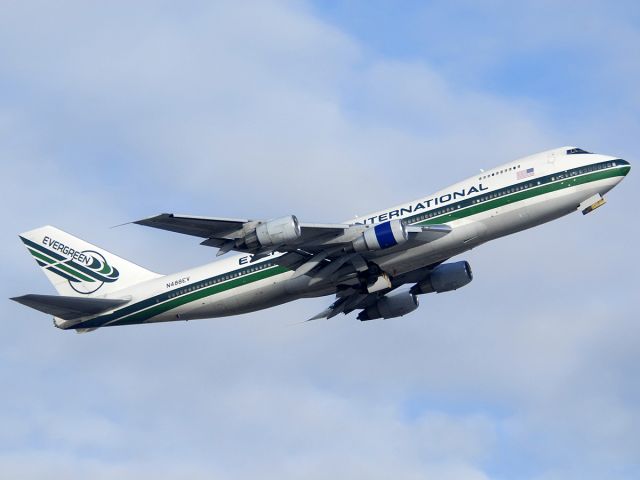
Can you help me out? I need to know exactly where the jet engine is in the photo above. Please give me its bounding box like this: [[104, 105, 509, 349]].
[[358, 290, 419, 321], [244, 215, 302, 248], [411, 261, 473, 294], [352, 220, 408, 252]]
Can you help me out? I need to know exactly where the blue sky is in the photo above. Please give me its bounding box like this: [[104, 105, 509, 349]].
[[2, 1, 639, 479]]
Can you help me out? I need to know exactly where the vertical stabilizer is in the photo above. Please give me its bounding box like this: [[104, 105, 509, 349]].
[[19, 225, 161, 297]]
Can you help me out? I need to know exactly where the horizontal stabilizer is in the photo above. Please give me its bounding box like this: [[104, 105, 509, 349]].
[[11, 294, 129, 320]]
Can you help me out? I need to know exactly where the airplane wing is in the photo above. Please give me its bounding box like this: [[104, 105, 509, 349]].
[[135, 213, 452, 279], [136, 213, 449, 252], [135, 213, 349, 256], [135, 214, 253, 239]]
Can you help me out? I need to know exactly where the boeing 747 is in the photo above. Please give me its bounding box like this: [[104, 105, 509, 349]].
[[12, 146, 630, 332]]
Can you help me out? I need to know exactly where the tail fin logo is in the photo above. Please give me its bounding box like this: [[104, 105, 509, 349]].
[[20, 236, 120, 294]]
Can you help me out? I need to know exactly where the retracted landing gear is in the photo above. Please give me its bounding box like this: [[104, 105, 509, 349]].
[[580, 194, 606, 215]]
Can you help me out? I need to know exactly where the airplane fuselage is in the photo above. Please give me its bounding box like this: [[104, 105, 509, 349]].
[[49, 146, 629, 330]]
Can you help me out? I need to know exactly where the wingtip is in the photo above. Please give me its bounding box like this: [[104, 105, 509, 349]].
[[307, 308, 331, 321], [110, 221, 133, 229]]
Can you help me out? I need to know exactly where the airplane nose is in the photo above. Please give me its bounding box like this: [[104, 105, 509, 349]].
[[617, 159, 631, 176]]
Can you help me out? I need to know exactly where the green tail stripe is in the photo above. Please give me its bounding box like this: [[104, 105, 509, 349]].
[[28, 247, 57, 265], [21, 235, 118, 283], [65, 258, 119, 283], [21, 236, 66, 261], [28, 247, 93, 282], [56, 262, 96, 283], [46, 265, 81, 283]]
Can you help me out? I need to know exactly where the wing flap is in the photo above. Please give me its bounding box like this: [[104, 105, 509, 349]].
[[306, 289, 384, 321]]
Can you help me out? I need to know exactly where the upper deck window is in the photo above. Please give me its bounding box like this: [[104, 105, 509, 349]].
[[566, 148, 592, 155]]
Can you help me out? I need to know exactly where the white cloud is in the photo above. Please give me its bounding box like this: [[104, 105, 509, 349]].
[[0, 1, 638, 479]]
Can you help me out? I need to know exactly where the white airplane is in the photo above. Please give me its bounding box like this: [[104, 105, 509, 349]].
[[12, 146, 630, 332]]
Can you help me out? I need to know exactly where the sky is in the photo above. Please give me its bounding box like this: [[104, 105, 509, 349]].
[[1, 1, 639, 478]]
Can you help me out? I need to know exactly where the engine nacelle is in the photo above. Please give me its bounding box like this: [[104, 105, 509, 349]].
[[245, 215, 302, 248], [358, 290, 419, 321], [411, 261, 473, 294], [353, 220, 408, 252]]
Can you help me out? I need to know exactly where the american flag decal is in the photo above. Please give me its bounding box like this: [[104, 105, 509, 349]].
[[517, 167, 535, 180]]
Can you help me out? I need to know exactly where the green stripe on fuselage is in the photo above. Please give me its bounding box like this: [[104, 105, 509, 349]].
[[72, 264, 289, 329], [413, 164, 628, 226]]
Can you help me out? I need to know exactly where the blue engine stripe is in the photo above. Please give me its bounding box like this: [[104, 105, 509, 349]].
[[374, 221, 398, 249]]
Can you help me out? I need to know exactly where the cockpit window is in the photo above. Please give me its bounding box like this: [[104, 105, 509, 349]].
[[566, 148, 592, 155]]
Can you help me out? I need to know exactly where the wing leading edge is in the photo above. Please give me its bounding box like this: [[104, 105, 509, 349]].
[[134, 213, 451, 259], [135, 213, 349, 254], [135, 213, 453, 299]]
